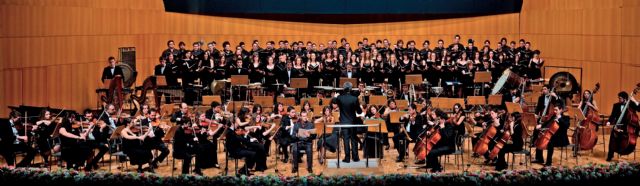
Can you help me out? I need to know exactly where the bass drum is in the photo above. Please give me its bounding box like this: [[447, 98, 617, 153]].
[[117, 63, 137, 88], [491, 69, 523, 95], [549, 71, 580, 95]]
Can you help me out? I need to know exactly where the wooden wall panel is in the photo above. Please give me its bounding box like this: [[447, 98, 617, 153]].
[[1, 0, 638, 117]]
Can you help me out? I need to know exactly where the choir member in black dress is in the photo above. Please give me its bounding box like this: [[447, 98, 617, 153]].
[[263, 56, 280, 94], [0, 111, 36, 168], [180, 51, 197, 87], [528, 50, 543, 80], [197, 51, 215, 89], [248, 54, 264, 83], [101, 56, 124, 83], [322, 52, 337, 86], [306, 53, 321, 95], [387, 55, 401, 90]]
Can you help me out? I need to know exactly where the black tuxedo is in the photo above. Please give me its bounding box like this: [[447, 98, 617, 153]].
[[341, 70, 359, 79], [534, 115, 570, 165], [154, 64, 178, 86], [0, 119, 36, 167], [170, 111, 189, 126], [336, 91, 363, 161], [101, 66, 124, 83]]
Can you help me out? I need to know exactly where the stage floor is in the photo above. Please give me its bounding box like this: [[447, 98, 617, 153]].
[[2, 132, 637, 177]]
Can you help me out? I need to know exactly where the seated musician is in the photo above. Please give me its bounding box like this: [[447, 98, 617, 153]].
[[101, 56, 124, 83], [495, 112, 524, 171], [201, 101, 228, 169], [426, 109, 456, 173], [84, 109, 110, 171], [235, 107, 268, 171], [394, 103, 424, 162], [502, 88, 521, 107], [291, 111, 316, 174], [531, 104, 570, 166], [99, 104, 122, 129], [140, 108, 171, 169], [57, 113, 91, 170], [225, 119, 258, 175], [383, 100, 399, 150], [190, 113, 222, 174], [315, 106, 337, 164], [120, 118, 154, 173], [365, 105, 382, 119], [171, 103, 190, 126], [0, 111, 36, 168], [396, 85, 410, 101], [171, 106, 198, 174], [32, 109, 58, 166], [277, 106, 297, 163], [470, 108, 499, 157], [605, 91, 639, 161], [251, 104, 277, 157]]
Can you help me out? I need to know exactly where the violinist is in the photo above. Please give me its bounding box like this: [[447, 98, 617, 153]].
[[383, 100, 399, 150], [120, 118, 154, 173], [291, 111, 315, 174], [426, 109, 455, 173], [32, 109, 58, 166], [605, 91, 639, 161], [365, 105, 382, 120], [236, 107, 267, 172], [171, 103, 190, 126], [202, 101, 226, 169], [270, 102, 286, 120], [0, 111, 36, 168], [57, 112, 90, 170], [141, 108, 170, 169], [225, 115, 258, 176], [251, 104, 276, 157], [99, 104, 121, 129], [191, 112, 221, 173], [84, 109, 110, 171], [495, 112, 524, 171], [316, 106, 338, 164], [172, 105, 198, 174], [531, 104, 569, 166], [451, 103, 467, 141], [277, 106, 297, 163], [394, 103, 424, 162]]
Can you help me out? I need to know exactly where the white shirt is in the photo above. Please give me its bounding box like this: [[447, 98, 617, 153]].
[[10, 120, 19, 144], [161, 65, 165, 74], [110, 67, 115, 75], [290, 119, 295, 136], [347, 71, 352, 78]]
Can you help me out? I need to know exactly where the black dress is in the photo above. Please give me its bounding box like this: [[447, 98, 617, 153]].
[[248, 62, 264, 83], [263, 65, 279, 92], [361, 62, 374, 86], [122, 130, 152, 165], [194, 131, 218, 169], [307, 62, 321, 94], [60, 121, 90, 167]]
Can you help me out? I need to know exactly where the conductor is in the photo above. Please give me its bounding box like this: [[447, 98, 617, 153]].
[[336, 82, 363, 163]]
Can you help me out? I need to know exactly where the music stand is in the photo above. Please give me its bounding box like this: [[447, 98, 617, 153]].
[[369, 95, 387, 106], [467, 96, 487, 112], [473, 72, 492, 95], [291, 78, 308, 98], [390, 112, 406, 123], [202, 95, 222, 106], [254, 96, 272, 108], [156, 76, 167, 86], [505, 102, 524, 114], [568, 107, 585, 153], [277, 97, 296, 106], [405, 75, 423, 85], [231, 75, 249, 101], [339, 78, 357, 88], [364, 119, 384, 159], [488, 95, 503, 106], [326, 124, 380, 168]]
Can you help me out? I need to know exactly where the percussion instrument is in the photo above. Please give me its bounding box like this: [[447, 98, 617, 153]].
[[491, 69, 523, 95]]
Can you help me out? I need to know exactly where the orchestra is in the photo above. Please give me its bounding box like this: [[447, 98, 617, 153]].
[[4, 35, 640, 177]]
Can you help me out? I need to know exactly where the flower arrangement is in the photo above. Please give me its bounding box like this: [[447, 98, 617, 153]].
[[1, 162, 638, 185]]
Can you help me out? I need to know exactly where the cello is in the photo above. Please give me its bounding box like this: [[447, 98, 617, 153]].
[[414, 119, 442, 162], [472, 119, 498, 156], [612, 83, 640, 155], [572, 83, 600, 150], [413, 106, 432, 161], [488, 115, 517, 160]]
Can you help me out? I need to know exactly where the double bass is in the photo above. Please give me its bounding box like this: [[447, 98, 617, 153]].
[[101, 76, 124, 110], [612, 83, 640, 155], [572, 83, 600, 150]]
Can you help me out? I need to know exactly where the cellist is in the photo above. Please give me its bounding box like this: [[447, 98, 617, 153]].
[[495, 112, 524, 171], [531, 104, 570, 166], [425, 109, 455, 173], [605, 91, 639, 161], [394, 103, 424, 162]]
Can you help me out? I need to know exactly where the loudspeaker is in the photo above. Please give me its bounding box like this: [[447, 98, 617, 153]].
[[119, 47, 136, 71]]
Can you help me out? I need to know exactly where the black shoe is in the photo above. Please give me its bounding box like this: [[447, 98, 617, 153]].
[[307, 168, 313, 174], [341, 159, 350, 163], [150, 162, 158, 169], [194, 169, 203, 175], [353, 158, 360, 162], [531, 160, 544, 164], [291, 168, 298, 173], [84, 166, 93, 172], [415, 160, 426, 165], [430, 167, 443, 173], [282, 158, 289, 163]]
